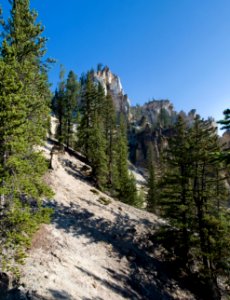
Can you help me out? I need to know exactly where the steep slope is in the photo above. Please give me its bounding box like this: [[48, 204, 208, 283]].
[[12, 141, 195, 300]]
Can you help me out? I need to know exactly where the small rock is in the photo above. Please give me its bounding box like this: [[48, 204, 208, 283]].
[[92, 282, 97, 288]]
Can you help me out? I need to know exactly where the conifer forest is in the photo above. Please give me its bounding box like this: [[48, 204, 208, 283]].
[[0, 1, 229, 300]]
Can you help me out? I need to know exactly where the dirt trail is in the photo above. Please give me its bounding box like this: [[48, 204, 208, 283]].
[[18, 142, 194, 300]]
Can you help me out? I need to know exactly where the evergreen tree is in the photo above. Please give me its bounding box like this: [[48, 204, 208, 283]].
[[159, 116, 230, 298], [0, 0, 53, 273], [52, 65, 66, 143], [88, 119, 108, 189], [158, 107, 171, 128], [77, 72, 108, 189], [218, 108, 230, 164], [159, 116, 194, 267], [114, 115, 139, 205], [114, 115, 129, 191], [103, 94, 117, 187], [146, 144, 158, 213], [65, 70, 79, 148], [218, 108, 230, 131], [189, 117, 229, 298], [5, 0, 50, 146], [77, 70, 139, 201], [77, 72, 97, 158]]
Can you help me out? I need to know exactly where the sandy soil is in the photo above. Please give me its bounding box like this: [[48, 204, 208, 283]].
[[18, 141, 195, 300]]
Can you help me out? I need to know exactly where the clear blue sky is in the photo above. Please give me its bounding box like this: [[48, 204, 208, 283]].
[[1, 0, 230, 123]]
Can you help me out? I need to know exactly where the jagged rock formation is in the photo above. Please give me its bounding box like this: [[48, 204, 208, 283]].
[[93, 66, 130, 114], [131, 99, 177, 127], [129, 100, 176, 166], [129, 100, 211, 167], [129, 123, 174, 167], [91, 67, 217, 169], [142, 100, 175, 125]]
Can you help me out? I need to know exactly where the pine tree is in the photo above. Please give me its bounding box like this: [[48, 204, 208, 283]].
[[218, 109, 230, 131], [217, 108, 230, 164], [0, 0, 53, 273], [114, 115, 129, 191], [65, 70, 79, 148], [189, 117, 229, 298], [52, 65, 66, 144], [88, 119, 108, 189], [114, 114, 139, 205], [159, 116, 194, 267], [103, 94, 117, 187], [146, 144, 158, 213], [77, 72, 97, 158], [159, 115, 230, 298], [5, 0, 50, 146], [77, 72, 108, 189]]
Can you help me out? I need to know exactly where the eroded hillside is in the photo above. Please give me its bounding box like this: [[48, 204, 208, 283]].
[[3, 141, 197, 300]]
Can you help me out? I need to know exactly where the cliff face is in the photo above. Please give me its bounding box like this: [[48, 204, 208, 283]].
[[92, 67, 202, 168], [93, 67, 130, 114], [92, 68, 179, 126], [131, 100, 177, 127], [129, 102, 200, 167], [143, 99, 174, 116]]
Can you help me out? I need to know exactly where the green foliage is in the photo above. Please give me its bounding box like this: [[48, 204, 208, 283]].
[[89, 120, 108, 189], [77, 73, 108, 188], [113, 115, 140, 206], [52, 67, 79, 148], [102, 94, 117, 187], [90, 188, 100, 195], [218, 108, 230, 131], [0, 0, 53, 274], [76, 73, 139, 204], [159, 116, 194, 265], [158, 115, 230, 294], [146, 144, 158, 213], [65, 71, 79, 147], [77, 72, 97, 157], [136, 189, 145, 208], [52, 65, 66, 144], [97, 196, 111, 205], [158, 107, 172, 128], [217, 108, 230, 164]]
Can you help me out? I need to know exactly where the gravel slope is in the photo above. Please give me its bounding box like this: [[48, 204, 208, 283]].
[[17, 142, 194, 300]]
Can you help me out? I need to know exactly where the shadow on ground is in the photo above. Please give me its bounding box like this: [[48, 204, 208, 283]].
[[5, 288, 74, 300], [45, 198, 193, 300]]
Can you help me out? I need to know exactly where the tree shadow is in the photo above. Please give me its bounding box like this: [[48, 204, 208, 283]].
[[48, 289, 73, 300], [47, 137, 87, 164], [82, 298, 103, 300], [49, 200, 180, 299], [60, 157, 92, 182], [75, 265, 140, 299], [5, 286, 75, 299]]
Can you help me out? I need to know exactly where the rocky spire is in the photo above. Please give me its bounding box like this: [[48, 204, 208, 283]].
[[93, 66, 130, 115]]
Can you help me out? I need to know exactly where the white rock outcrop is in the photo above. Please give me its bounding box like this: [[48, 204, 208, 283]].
[[93, 67, 130, 114]]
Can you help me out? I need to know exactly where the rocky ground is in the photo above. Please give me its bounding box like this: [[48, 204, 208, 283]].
[[5, 141, 196, 300]]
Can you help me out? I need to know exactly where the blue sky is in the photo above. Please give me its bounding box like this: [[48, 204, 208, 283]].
[[1, 0, 230, 124]]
